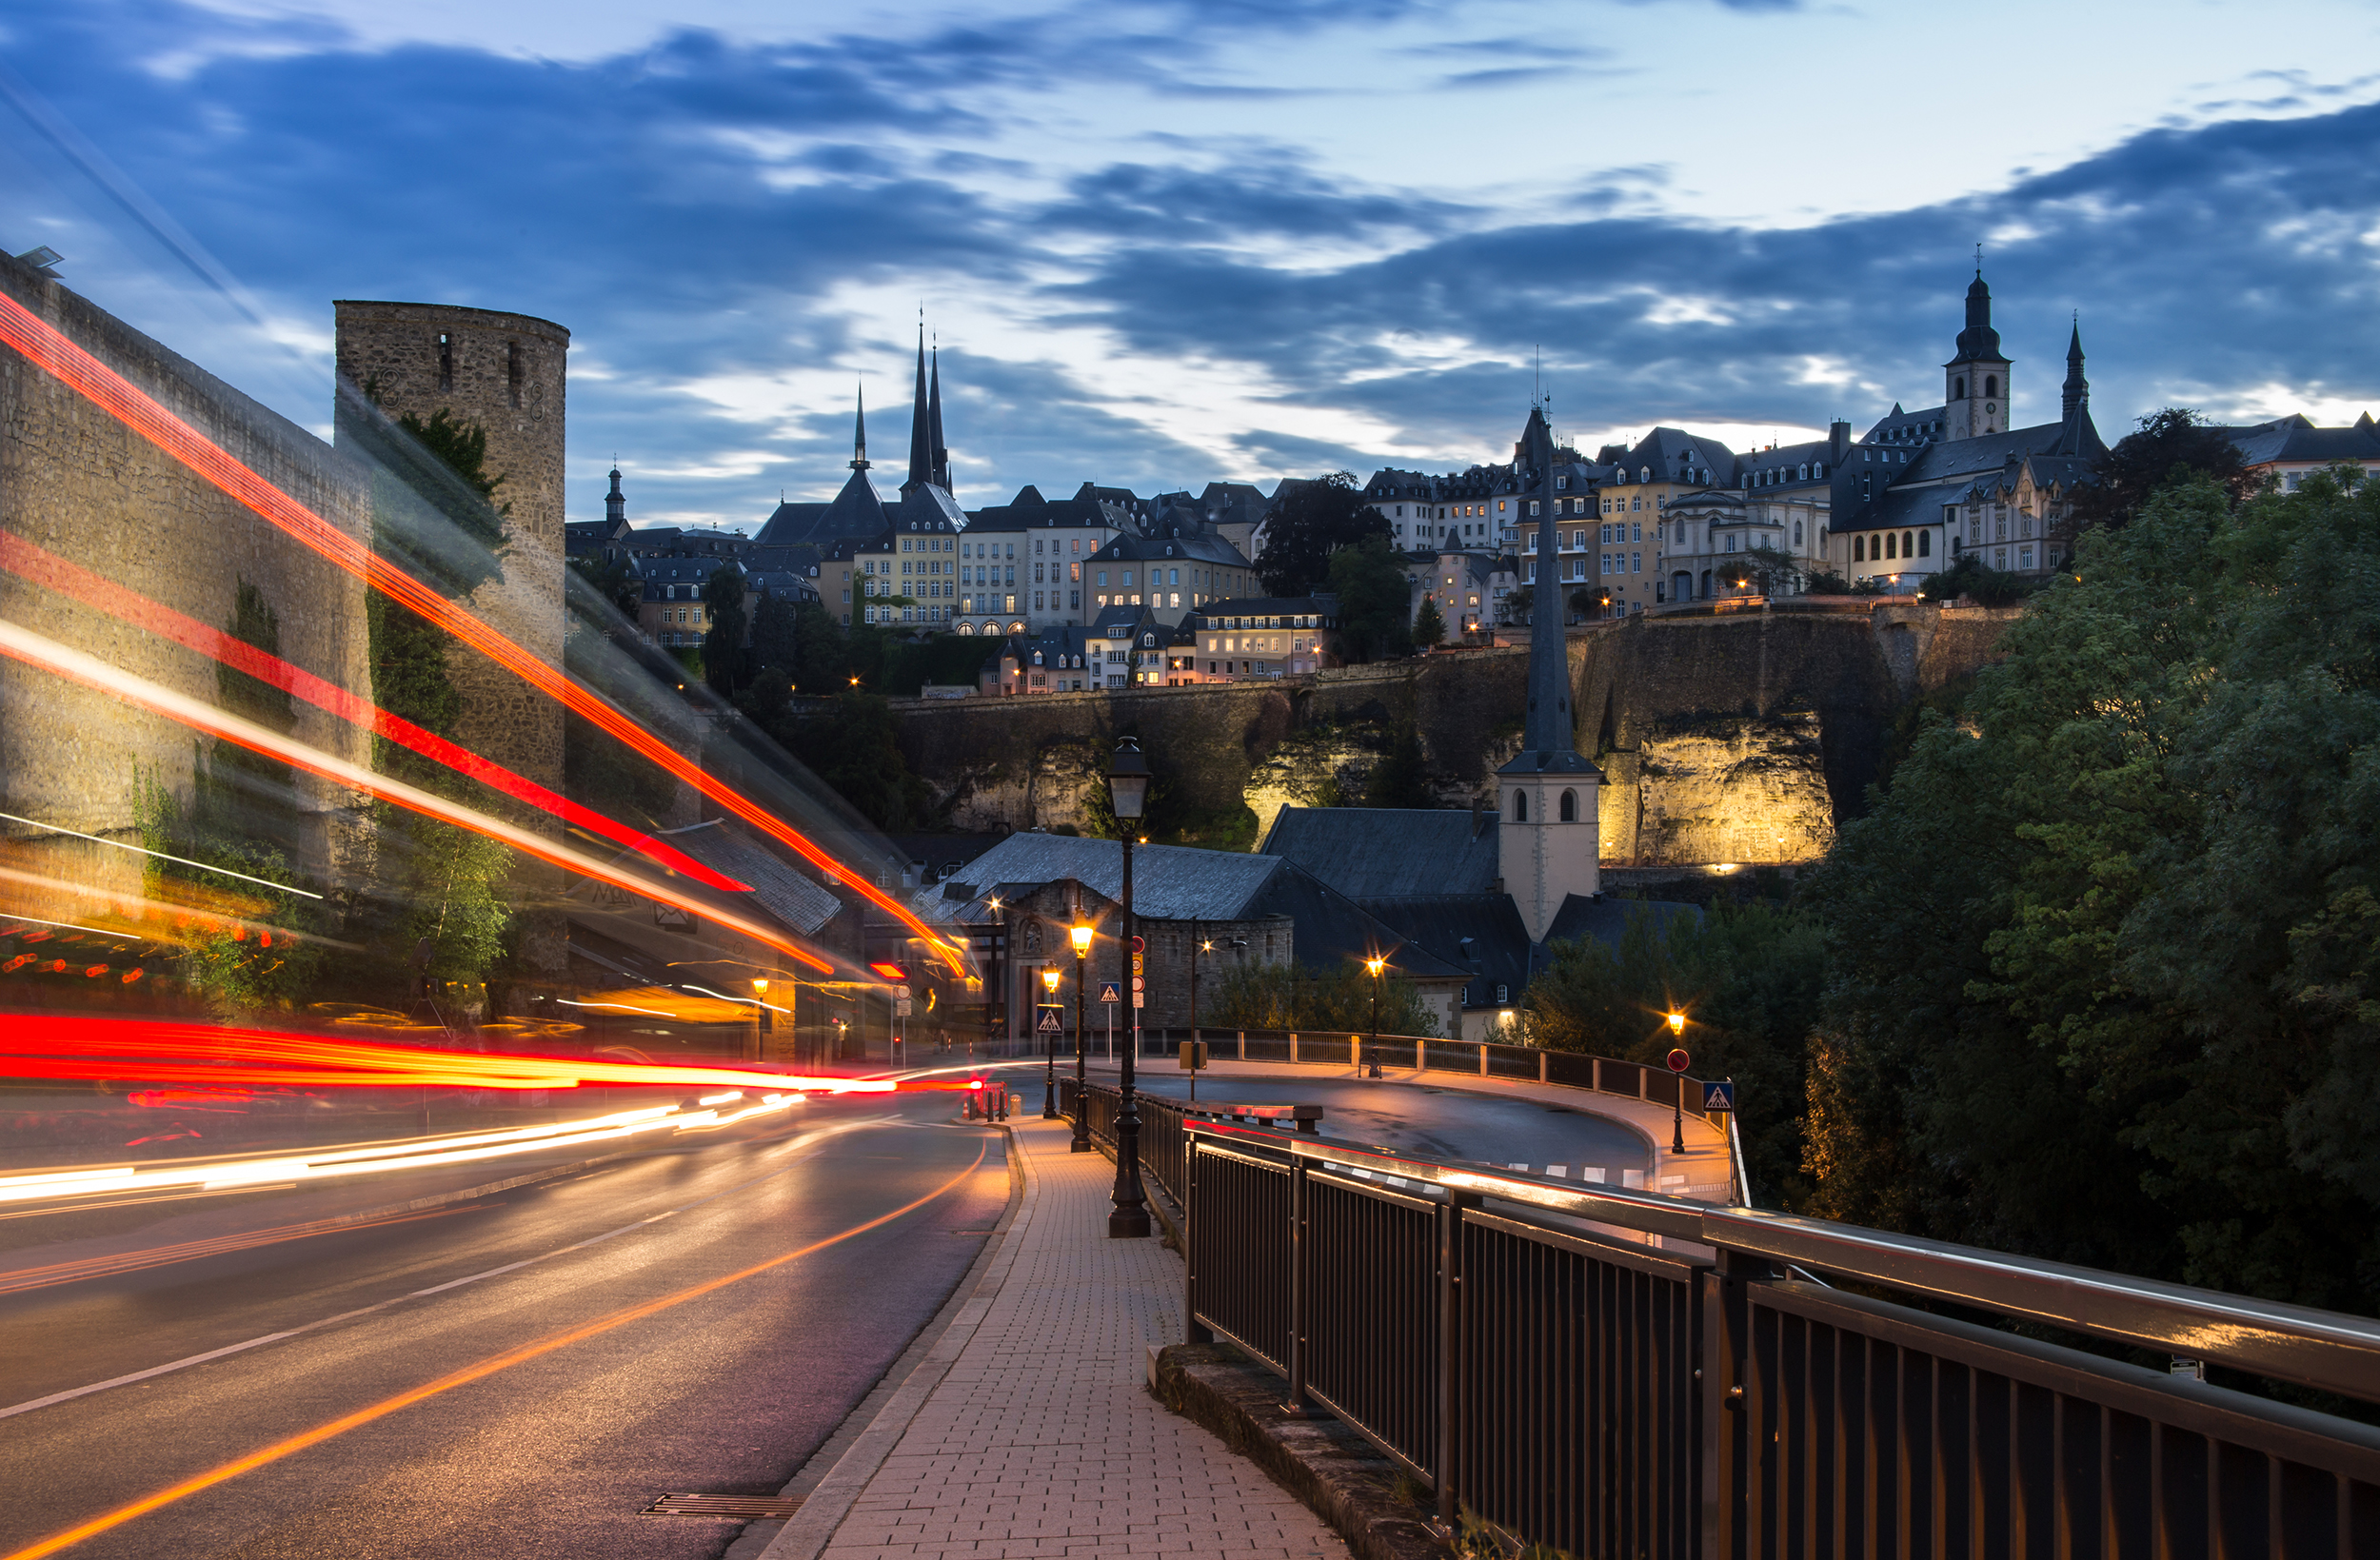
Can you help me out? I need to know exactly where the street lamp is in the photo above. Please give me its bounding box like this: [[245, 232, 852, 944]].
[[1666, 1010, 1688, 1155], [1041, 963, 1062, 1117], [1364, 957, 1385, 1077], [984, 895, 1003, 1061], [751, 977, 772, 1065], [1071, 920, 1093, 1151], [1106, 737, 1153, 1238]]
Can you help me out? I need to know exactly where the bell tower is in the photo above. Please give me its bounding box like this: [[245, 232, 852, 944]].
[[1944, 257, 2012, 441], [1498, 405, 1604, 942]]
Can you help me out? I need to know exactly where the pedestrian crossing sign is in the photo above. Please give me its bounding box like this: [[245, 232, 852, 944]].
[[1098, 981, 1121, 1004], [1036, 1007, 1063, 1034], [1703, 1080, 1736, 1113]]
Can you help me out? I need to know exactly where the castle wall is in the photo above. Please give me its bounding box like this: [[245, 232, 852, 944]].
[[0, 255, 373, 894], [888, 603, 2018, 864]]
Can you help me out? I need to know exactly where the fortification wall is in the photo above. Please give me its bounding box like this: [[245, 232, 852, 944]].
[[0, 256, 374, 892], [891, 602, 2019, 862]]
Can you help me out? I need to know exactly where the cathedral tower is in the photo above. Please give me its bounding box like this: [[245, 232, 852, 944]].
[[1943, 265, 2012, 440], [1498, 405, 1603, 942]]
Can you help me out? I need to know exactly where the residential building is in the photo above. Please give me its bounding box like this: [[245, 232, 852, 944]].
[[1188, 596, 1341, 680], [2219, 412, 2380, 491], [982, 624, 1101, 696], [1660, 425, 1845, 602], [1082, 523, 1256, 625], [956, 483, 1138, 636]]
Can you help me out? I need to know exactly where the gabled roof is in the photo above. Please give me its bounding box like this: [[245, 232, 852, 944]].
[[2218, 414, 2380, 467], [1896, 413, 2104, 488], [642, 820, 843, 937], [1260, 806, 1498, 898], [755, 464, 890, 547], [1617, 426, 1739, 485]]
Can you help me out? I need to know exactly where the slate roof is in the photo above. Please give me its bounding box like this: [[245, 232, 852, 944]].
[[1260, 806, 1498, 898], [642, 820, 844, 937], [2219, 413, 2380, 467], [1616, 426, 1739, 486], [1898, 413, 2104, 486]]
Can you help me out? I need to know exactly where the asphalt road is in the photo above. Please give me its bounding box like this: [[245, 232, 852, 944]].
[[0, 1091, 1008, 1560], [1090, 1068, 1652, 1179]]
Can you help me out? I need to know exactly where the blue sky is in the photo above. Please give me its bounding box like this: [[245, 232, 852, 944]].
[[5, 0, 2379, 529]]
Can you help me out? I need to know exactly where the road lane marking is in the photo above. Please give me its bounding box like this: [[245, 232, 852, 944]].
[[0, 1135, 993, 1560], [0, 1206, 482, 1296], [0, 1116, 899, 1423]]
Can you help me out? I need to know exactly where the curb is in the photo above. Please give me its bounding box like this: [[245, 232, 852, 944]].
[[1152, 1343, 1450, 1560], [743, 1123, 1026, 1560]]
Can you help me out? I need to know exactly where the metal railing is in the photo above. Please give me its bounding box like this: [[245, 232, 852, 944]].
[[1163, 1117, 2380, 1558]]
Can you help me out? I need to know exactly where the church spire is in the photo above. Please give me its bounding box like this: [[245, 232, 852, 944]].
[[2062, 313, 2090, 423], [928, 342, 949, 490], [605, 461, 625, 526], [850, 384, 871, 471], [905, 323, 931, 490]]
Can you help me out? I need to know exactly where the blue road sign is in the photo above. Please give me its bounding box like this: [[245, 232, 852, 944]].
[[1036, 1007, 1063, 1033], [1703, 1080, 1736, 1112], [1098, 981, 1121, 1004]]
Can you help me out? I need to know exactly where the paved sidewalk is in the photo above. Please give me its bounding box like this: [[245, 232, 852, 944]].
[[764, 1118, 1347, 1560]]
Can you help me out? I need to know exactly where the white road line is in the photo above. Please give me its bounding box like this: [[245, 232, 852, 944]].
[[0, 1116, 902, 1423]]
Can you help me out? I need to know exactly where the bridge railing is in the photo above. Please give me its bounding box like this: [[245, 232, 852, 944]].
[[1064, 1089, 2380, 1558]]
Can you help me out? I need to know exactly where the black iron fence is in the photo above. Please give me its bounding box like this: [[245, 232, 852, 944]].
[[1062, 1095, 2380, 1557]]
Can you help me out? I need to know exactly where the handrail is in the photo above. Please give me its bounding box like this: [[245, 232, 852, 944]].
[[1185, 1116, 2380, 1407]]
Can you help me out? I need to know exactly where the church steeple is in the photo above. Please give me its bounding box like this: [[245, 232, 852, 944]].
[[850, 385, 871, 471], [1497, 405, 1603, 942], [2062, 314, 2090, 423], [1944, 255, 2013, 440], [605, 463, 625, 526], [928, 344, 950, 490], [905, 325, 931, 491]]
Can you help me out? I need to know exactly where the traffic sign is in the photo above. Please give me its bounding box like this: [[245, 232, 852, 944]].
[[1036, 1007, 1063, 1033], [1099, 981, 1121, 1004], [895, 999, 913, 1017], [1703, 1080, 1736, 1112], [1666, 1048, 1691, 1074]]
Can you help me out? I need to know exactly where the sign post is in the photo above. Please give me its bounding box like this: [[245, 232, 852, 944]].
[[1099, 980, 1120, 1061]]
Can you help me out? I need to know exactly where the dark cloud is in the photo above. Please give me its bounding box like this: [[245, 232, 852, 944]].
[[6, 0, 2377, 524]]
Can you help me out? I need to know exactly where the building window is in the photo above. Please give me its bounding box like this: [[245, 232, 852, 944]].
[[506, 340, 523, 407], [1558, 789, 1577, 821], [1511, 789, 1527, 822], [436, 331, 453, 391]]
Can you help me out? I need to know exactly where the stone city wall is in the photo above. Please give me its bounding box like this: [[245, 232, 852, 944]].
[[0, 255, 374, 899], [889, 603, 2018, 863]]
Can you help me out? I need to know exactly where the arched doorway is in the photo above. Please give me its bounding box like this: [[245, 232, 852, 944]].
[[1672, 570, 1692, 602]]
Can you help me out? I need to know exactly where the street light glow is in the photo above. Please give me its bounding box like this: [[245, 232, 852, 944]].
[[1071, 923, 1093, 953], [1667, 1011, 1686, 1035]]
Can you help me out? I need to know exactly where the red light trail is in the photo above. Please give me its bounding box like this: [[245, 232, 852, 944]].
[[0, 290, 968, 976], [0, 1013, 892, 1095], [0, 619, 835, 973], [0, 532, 746, 894]]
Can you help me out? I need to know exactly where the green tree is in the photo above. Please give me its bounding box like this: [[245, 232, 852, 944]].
[[750, 590, 801, 676], [1207, 959, 1439, 1037], [1804, 568, 1850, 595], [1361, 721, 1434, 808], [1414, 595, 1447, 647], [702, 563, 751, 696], [1327, 536, 1413, 662], [1740, 543, 1803, 596], [1806, 465, 2380, 1308], [1569, 585, 1609, 621], [1257, 472, 1391, 596], [760, 691, 935, 830], [568, 551, 642, 619], [1928, 551, 2032, 606], [2068, 406, 2252, 532]]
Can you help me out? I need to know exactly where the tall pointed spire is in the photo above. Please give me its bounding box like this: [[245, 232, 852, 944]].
[[2062, 313, 2090, 423], [1511, 406, 1588, 767], [851, 384, 871, 471], [905, 322, 931, 490], [928, 341, 949, 491]]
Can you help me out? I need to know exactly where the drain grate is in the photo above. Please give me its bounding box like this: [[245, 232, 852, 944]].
[[640, 1493, 804, 1520]]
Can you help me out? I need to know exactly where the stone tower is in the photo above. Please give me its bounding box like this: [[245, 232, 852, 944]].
[[332, 301, 570, 982], [1498, 405, 1603, 942], [1943, 265, 2012, 441], [330, 300, 568, 800]]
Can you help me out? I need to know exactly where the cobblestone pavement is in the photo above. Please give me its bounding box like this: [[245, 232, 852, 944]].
[[767, 1118, 1345, 1560]]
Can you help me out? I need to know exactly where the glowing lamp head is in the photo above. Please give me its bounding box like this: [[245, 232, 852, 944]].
[[1070, 923, 1093, 955], [750, 977, 769, 995], [1364, 958, 1385, 977], [1040, 966, 1061, 994], [1666, 1011, 1686, 1036]]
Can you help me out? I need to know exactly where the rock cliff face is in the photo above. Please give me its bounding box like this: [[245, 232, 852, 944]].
[[891, 603, 2018, 861]]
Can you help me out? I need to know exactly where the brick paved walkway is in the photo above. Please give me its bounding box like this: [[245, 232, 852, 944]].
[[766, 1118, 1345, 1560]]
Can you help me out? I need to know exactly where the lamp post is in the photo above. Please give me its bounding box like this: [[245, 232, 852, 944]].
[[1666, 1010, 1688, 1155], [1106, 737, 1153, 1237], [752, 977, 772, 1065], [1364, 957, 1385, 1078], [1041, 963, 1062, 1117], [1071, 920, 1092, 1150], [985, 896, 1003, 1061]]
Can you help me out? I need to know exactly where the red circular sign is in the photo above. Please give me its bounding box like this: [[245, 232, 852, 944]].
[[1666, 1049, 1691, 1074]]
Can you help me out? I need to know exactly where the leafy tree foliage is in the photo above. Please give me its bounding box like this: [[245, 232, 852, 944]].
[[1806, 467, 2380, 1309], [701, 563, 750, 696], [567, 551, 642, 619], [1498, 586, 1530, 626], [1805, 568, 1850, 595], [1413, 595, 1447, 647], [1570, 586, 1608, 620], [1524, 902, 1824, 1204], [1327, 537, 1413, 662], [754, 692, 936, 831], [2069, 407, 2252, 531], [1361, 721, 1434, 808], [1740, 544, 1803, 596], [1257, 472, 1391, 596], [1927, 552, 2033, 606], [1206, 959, 1440, 1037]]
